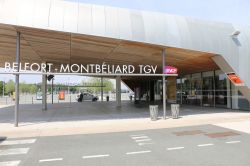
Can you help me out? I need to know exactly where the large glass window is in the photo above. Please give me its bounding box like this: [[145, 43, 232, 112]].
[[214, 71, 228, 108], [190, 73, 202, 106], [202, 71, 214, 107], [182, 75, 191, 104]]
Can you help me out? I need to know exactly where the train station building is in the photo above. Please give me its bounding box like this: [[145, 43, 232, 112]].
[[0, 0, 250, 126]]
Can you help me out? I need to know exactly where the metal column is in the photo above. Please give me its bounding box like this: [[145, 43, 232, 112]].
[[14, 32, 20, 127], [101, 77, 103, 101], [180, 78, 183, 105], [51, 78, 54, 104], [42, 74, 47, 111], [162, 49, 167, 119], [116, 76, 121, 107]]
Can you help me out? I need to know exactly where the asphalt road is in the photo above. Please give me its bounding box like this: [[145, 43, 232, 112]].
[[1, 124, 250, 166]]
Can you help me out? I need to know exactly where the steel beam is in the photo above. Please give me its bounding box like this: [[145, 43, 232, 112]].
[[14, 32, 20, 127], [116, 76, 121, 107], [101, 77, 103, 101], [42, 73, 47, 111], [162, 49, 167, 120]]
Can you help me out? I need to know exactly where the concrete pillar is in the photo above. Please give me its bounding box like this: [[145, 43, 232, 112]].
[[116, 76, 121, 107], [14, 31, 20, 127], [42, 74, 47, 111]]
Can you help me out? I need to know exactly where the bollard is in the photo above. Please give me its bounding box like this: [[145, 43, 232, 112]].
[[32, 97, 33, 104], [171, 104, 180, 119], [149, 105, 158, 121]]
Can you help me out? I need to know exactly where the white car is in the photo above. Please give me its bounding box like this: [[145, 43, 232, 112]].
[[36, 92, 43, 100], [76, 92, 98, 102]]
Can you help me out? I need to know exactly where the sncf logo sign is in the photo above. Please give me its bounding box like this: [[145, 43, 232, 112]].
[[164, 66, 178, 74]]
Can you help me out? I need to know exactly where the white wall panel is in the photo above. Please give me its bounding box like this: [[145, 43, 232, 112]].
[[118, 8, 132, 40], [17, 0, 35, 27], [33, 0, 50, 28], [1, 0, 18, 25], [92, 5, 105, 36], [78, 3, 92, 34], [130, 11, 145, 41], [105, 6, 118, 38], [63, 1, 78, 33], [49, 0, 64, 31]]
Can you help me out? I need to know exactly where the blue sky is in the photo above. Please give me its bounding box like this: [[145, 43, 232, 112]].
[[67, 0, 250, 26], [0, 0, 249, 85]]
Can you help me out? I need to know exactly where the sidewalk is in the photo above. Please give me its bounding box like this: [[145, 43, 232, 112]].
[[1, 102, 250, 138]]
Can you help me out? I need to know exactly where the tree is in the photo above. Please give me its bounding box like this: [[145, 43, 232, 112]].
[[29, 84, 38, 94], [81, 78, 114, 93], [5, 80, 15, 94], [20, 82, 30, 93], [0, 81, 4, 96]]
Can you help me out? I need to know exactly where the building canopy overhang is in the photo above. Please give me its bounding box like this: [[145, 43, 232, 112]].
[[0, 23, 218, 76]]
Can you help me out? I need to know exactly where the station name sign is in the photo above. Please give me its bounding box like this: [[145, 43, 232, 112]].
[[4, 62, 158, 74]]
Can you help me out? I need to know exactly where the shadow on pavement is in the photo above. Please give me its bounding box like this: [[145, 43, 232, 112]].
[[0, 101, 247, 126]]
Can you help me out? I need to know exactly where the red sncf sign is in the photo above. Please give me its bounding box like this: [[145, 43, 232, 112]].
[[164, 66, 178, 74]]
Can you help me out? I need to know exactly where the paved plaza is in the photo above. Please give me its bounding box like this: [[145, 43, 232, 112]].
[[1, 101, 250, 138]]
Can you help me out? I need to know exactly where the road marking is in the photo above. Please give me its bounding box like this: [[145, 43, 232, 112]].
[[0, 161, 21, 166], [82, 154, 110, 159], [138, 142, 154, 146], [0, 148, 29, 156], [135, 139, 152, 142], [126, 150, 151, 155], [0, 139, 36, 146], [197, 143, 214, 147], [226, 141, 241, 144], [130, 134, 145, 137], [167, 147, 185, 151], [131, 136, 148, 140], [39, 158, 63, 163]]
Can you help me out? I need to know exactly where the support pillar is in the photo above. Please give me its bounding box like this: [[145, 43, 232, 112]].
[[14, 32, 20, 127], [101, 77, 104, 101], [162, 49, 167, 119], [51, 78, 54, 104], [116, 76, 121, 107], [42, 74, 47, 111]]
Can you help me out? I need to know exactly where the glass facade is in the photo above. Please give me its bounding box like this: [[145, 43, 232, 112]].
[[177, 70, 250, 110]]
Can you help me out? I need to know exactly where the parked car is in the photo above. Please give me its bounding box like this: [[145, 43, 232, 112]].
[[36, 92, 43, 100], [76, 92, 98, 102]]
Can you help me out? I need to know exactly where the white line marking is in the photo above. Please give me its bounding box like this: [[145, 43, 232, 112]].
[[130, 134, 145, 137], [135, 139, 152, 142], [131, 136, 148, 140], [39, 158, 63, 162], [197, 144, 214, 147], [167, 147, 185, 151], [0, 148, 29, 156], [0, 161, 21, 166], [0, 139, 36, 146], [126, 150, 151, 155], [82, 154, 110, 159], [138, 142, 154, 146], [226, 141, 241, 144]]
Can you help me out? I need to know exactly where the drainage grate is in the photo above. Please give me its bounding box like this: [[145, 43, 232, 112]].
[[205, 131, 240, 138], [174, 130, 205, 136]]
